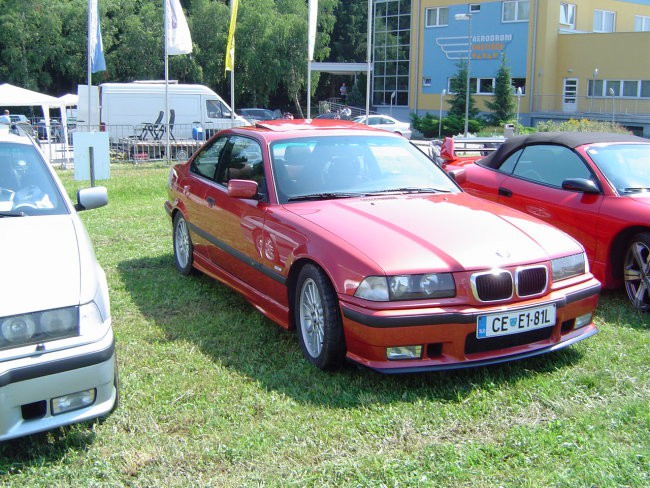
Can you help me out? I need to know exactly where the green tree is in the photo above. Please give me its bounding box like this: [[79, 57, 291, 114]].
[[485, 55, 516, 125], [448, 60, 478, 120]]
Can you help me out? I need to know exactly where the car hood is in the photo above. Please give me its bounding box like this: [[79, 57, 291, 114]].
[[0, 215, 99, 317], [288, 193, 583, 273]]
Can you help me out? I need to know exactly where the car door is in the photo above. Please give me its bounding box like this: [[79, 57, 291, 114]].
[[200, 135, 275, 290], [495, 144, 604, 259]]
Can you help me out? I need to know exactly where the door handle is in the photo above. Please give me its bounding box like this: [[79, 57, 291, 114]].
[[498, 187, 512, 197], [206, 196, 216, 207]]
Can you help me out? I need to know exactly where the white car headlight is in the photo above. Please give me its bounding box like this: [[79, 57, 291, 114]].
[[1, 306, 79, 349], [356, 273, 456, 301], [551, 253, 588, 281]]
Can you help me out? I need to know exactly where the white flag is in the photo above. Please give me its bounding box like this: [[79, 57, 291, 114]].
[[89, 0, 106, 72], [165, 0, 192, 55], [308, 0, 318, 61]]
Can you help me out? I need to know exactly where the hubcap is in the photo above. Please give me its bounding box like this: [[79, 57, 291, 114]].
[[175, 218, 190, 268], [624, 240, 650, 311], [299, 278, 324, 357]]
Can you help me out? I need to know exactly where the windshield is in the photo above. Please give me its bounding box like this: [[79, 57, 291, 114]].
[[587, 144, 650, 194], [270, 135, 459, 204], [0, 142, 66, 216]]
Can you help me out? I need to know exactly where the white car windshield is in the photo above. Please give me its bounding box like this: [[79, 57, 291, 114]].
[[0, 142, 65, 216], [271, 135, 459, 203]]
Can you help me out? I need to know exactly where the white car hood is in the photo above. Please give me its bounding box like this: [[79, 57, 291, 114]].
[[0, 215, 97, 317]]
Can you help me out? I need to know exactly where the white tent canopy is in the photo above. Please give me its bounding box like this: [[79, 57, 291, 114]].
[[0, 83, 69, 147]]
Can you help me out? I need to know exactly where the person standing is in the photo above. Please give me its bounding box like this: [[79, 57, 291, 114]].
[[0, 110, 10, 123], [339, 83, 347, 102]]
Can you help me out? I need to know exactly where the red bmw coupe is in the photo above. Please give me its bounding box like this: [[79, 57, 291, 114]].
[[444, 132, 650, 311], [165, 120, 600, 373]]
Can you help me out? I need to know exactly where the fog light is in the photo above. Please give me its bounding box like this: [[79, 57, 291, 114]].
[[575, 313, 592, 329], [51, 389, 96, 415], [387, 345, 422, 360]]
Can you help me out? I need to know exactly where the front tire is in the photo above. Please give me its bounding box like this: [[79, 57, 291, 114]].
[[623, 232, 650, 311], [173, 213, 195, 276], [294, 264, 346, 370]]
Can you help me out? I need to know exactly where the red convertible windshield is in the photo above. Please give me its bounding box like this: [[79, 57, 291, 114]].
[[270, 135, 459, 203], [586, 143, 650, 194]]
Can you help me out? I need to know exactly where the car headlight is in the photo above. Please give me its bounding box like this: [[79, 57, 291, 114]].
[[1, 306, 79, 350], [551, 253, 588, 281], [355, 273, 456, 301]]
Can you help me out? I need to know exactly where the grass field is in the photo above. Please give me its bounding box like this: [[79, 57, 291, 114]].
[[1, 164, 648, 487]]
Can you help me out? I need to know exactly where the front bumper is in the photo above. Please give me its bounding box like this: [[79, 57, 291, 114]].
[[340, 281, 601, 373], [0, 330, 117, 441]]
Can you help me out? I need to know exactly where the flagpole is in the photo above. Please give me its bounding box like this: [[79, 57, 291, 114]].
[[164, 0, 171, 162], [365, 0, 372, 119], [307, 0, 317, 120], [230, 0, 235, 125], [87, 0, 92, 131]]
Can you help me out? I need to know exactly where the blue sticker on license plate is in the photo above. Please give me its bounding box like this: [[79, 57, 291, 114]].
[[477, 303, 556, 339]]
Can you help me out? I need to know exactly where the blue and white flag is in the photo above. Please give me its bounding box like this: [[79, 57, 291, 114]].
[[89, 0, 106, 72]]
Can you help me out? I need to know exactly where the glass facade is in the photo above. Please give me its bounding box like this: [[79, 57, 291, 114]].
[[372, 0, 411, 107]]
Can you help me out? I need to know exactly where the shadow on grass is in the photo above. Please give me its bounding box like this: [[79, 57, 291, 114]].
[[115, 255, 587, 408]]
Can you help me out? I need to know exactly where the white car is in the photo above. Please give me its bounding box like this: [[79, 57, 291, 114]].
[[353, 114, 412, 139], [0, 124, 117, 441]]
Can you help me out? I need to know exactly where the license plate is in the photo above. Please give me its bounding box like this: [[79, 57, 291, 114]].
[[477, 303, 556, 339]]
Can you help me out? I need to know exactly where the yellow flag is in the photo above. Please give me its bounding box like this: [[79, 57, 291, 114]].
[[225, 0, 239, 72]]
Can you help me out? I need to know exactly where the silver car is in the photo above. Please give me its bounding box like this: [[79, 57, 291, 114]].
[[0, 124, 117, 441]]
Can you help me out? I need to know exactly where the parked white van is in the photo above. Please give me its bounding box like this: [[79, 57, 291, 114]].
[[77, 81, 248, 141]]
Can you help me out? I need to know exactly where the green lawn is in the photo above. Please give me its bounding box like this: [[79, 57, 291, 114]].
[[1, 164, 648, 487]]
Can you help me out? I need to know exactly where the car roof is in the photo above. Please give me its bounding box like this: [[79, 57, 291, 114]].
[[0, 123, 35, 145], [480, 131, 648, 169], [226, 118, 392, 141]]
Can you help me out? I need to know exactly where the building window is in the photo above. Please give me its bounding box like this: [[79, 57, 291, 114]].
[[588, 79, 604, 97], [502, 1, 529, 23], [605, 80, 621, 96], [560, 3, 576, 29], [425, 7, 448, 27], [470, 4, 481, 13], [477, 78, 495, 95], [512, 78, 526, 94], [635, 15, 650, 32], [622, 81, 639, 98], [422, 77, 432, 87], [593, 10, 615, 33], [373, 0, 411, 107]]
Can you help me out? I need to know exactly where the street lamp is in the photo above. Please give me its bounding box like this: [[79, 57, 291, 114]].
[[455, 13, 473, 137], [438, 89, 446, 138], [590, 68, 599, 113], [609, 87, 615, 123], [390, 90, 396, 116], [515, 87, 523, 133]]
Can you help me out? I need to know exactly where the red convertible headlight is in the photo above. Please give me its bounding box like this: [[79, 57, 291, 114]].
[[355, 273, 456, 301]]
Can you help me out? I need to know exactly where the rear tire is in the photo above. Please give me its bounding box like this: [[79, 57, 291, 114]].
[[173, 213, 195, 276], [294, 264, 346, 370], [623, 232, 650, 311]]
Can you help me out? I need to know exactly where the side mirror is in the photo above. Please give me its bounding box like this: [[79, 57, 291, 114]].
[[448, 168, 467, 185], [228, 179, 259, 199], [75, 186, 108, 211], [561, 178, 600, 194]]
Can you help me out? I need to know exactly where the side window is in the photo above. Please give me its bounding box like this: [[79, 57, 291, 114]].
[[206, 99, 231, 119], [215, 136, 266, 196], [512, 145, 592, 187], [498, 149, 523, 174], [190, 136, 227, 181]]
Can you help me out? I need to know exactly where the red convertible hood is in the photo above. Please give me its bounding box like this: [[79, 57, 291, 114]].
[[288, 193, 582, 274]]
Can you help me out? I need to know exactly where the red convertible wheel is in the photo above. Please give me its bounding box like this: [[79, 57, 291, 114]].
[[623, 232, 650, 312], [295, 264, 346, 370]]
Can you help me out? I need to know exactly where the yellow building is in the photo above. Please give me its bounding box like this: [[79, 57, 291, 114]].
[[372, 0, 650, 136]]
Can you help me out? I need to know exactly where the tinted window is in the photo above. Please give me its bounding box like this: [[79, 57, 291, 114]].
[[190, 136, 227, 181], [215, 136, 267, 197], [511, 145, 591, 187]]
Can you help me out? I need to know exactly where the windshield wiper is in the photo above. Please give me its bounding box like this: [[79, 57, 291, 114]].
[[364, 187, 452, 195], [0, 211, 26, 217], [621, 187, 650, 193], [288, 192, 362, 201]]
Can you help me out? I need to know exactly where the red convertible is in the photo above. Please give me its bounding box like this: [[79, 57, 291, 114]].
[[444, 132, 650, 311], [165, 120, 600, 373]]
